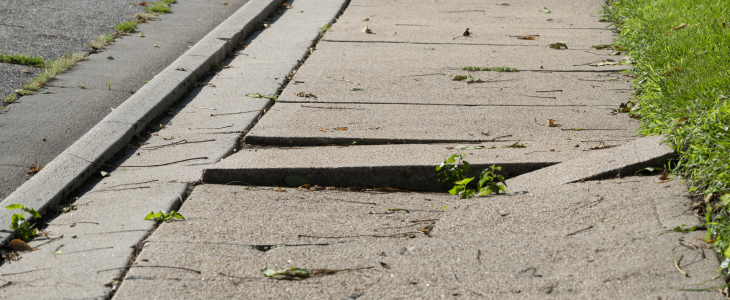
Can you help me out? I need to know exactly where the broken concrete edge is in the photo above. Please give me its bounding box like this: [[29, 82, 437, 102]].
[[201, 162, 559, 190], [0, 0, 287, 244], [506, 135, 677, 190], [243, 136, 522, 146]]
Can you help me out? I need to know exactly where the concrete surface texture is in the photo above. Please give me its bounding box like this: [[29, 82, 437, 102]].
[[114, 180, 719, 299], [0, 0, 722, 298], [0, 0, 350, 298], [0, 0, 251, 202]]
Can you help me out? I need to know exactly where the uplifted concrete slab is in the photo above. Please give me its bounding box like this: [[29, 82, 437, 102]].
[[245, 101, 638, 146], [112, 182, 721, 299], [506, 135, 676, 191], [203, 142, 587, 188]]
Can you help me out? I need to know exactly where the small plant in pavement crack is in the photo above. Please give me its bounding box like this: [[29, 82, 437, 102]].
[[6, 204, 42, 241], [144, 210, 185, 222], [436, 153, 506, 199], [319, 24, 332, 36]]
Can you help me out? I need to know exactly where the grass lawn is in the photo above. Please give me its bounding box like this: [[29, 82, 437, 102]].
[[607, 0, 730, 274]]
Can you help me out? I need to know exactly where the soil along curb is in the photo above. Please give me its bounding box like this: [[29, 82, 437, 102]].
[[0, 0, 286, 243]]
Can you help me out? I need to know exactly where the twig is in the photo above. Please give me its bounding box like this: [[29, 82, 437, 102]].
[[218, 272, 257, 280], [211, 110, 258, 116], [69, 153, 208, 168], [1, 268, 50, 277], [675, 255, 688, 277], [190, 125, 233, 130], [453, 274, 489, 297], [92, 186, 150, 193], [524, 95, 557, 99], [566, 225, 594, 236], [572, 197, 604, 211], [301, 105, 362, 110], [332, 199, 377, 205], [132, 265, 201, 274], [67, 246, 113, 254], [34, 235, 64, 248], [142, 139, 215, 150], [312, 266, 374, 276]]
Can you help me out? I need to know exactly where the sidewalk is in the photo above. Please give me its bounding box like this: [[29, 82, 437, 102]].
[[0, 0, 722, 298]]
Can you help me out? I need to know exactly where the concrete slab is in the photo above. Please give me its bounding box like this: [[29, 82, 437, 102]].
[[112, 183, 721, 299], [506, 135, 676, 191], [0, 0, 350, 298], [0, 182, 186, 300], [324, 0, 614, 45], [245, 102, 639, 146], [202, 142, 588, 188]]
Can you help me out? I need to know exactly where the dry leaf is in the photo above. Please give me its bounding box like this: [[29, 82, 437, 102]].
[[163, 136, 174, 140], [671, 23, 689, 32], [138, 32, 145, 37], [20, 69, 30, 73], [222, 2, 229, 5], [9, 239, 34, 252], [295, 91, 317, 98], [659, 169, 669, 180], [153, 44, 159, 48], [318, 128, 326, 132], [362, 18, 369, 21], [174, 67, 186, 71], [335, 127, 348, 131], [362, 26, 372, 34], [547, 119, 560, 127], [139, 2, 148, 6], [517, 35, 537, 40], [589, 60, 620, 66], [273, 186, 286, 192]]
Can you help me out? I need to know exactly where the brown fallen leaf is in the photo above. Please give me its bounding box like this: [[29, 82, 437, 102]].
[[295, 91, 317, 98], [222, 2, 229, 5], [28, 164, 42, 177], [318, 128, 326, 132], [335, 127, 348, 131], [9, 239, 34, 252], [139, 2, 148, 6], [547, 119, 560, 127], [659, 169, 669, 180], [671, 23, 689, 32], [517, 35, 537, 40], [20, 69, 30, 73], [273, 186, 286, 192], [362, 18, 369, 22]]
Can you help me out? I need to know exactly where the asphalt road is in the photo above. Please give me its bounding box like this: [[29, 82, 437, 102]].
[[0, 0, 251, 201]]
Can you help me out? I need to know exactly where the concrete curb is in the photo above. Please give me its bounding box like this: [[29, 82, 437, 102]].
[[0, 0, 286, 243]]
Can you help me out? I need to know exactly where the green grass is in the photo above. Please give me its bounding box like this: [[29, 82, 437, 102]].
[[87, 34, 115, 50], [23, 52, 88, 91], [607, 0, 730, 272], [0, 51, 45, 67], [146, 0, 176, 14], [4, 94, 18, 104], [114, 20, 140, 33]]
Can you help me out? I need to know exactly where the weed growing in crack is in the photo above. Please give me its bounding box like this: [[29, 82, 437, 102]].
[[3, 94, 18, 104], [144, 210, 184, 222], [114, 20, 140, 33], [437, 153, 506, 199], [6, 204, 41, 241]]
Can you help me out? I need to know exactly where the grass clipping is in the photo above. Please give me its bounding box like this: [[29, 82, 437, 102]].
[[24, 53, 88, 91]]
